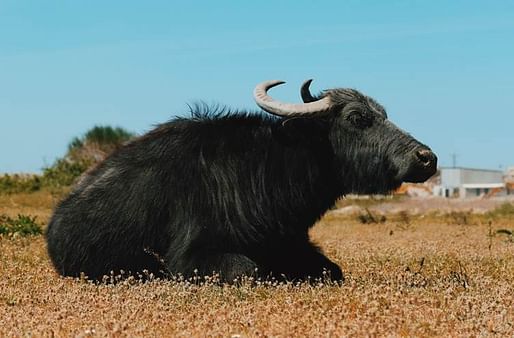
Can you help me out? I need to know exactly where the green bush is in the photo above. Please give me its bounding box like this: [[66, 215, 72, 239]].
[[40, 158, 92, 188], [47, 125, 135, 188], [0, 174, 42, 194], [487, 202, 514, 218], [0, 125, 135, 194], [0, 214, 42, 237], [69, 125, 134, 152], [67, 125, 135, 164]]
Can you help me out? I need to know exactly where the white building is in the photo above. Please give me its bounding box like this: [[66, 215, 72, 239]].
[[505, 167, 514, 182], [505, 167, 514, 195], [434, 167, 505, 198]]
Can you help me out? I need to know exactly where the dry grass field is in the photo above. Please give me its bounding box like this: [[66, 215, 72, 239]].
[[1, 192, 513, 337]]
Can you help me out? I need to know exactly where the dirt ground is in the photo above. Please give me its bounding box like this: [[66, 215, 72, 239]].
[[1, 193, 513, 337], [370, 196, 514, 215]]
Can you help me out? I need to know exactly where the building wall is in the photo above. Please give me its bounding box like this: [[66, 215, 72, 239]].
[[505, 167, 514, 184], [440, 168, 503, 186], [438, 167, 505, 198], [440, 168, 462, 188], [461, 169, 503, 184]]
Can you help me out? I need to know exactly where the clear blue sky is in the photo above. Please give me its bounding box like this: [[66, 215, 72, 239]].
[[1, 0, 513, 173]]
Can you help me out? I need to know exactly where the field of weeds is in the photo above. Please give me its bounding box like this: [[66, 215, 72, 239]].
[[1, 192, 513, 337]]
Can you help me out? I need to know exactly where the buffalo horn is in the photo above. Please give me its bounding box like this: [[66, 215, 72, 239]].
[[254, 80, 331, 116], [300, 79, 318, 103]]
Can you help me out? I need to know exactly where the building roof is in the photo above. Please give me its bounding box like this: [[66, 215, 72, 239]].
[[461, 183, 505, 189], [439, 167, 503, 173]]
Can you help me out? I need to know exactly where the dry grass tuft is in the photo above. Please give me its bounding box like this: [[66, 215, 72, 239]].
[[1, 192, 513, 336]]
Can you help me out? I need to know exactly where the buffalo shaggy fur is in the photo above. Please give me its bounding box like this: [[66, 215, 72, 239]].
[[46, 83, 437, 283]]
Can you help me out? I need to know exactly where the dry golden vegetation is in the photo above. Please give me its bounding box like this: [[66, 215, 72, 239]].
[[1, 191, 513, 337]]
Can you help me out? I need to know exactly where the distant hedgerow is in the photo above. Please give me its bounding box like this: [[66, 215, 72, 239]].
[[487, 202, 514, 218], [45, 125, 136, 188], [0, 125, 135, 193], [0, 174, 42, 194], [67, 125, 135, 164], [40, 158, 93, 188], [69, 126, 134, 153]]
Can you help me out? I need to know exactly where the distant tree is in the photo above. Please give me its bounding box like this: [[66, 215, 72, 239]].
[[67, 126, 135, 163], [42, 126, 136, 188], [0, 125, 135, 193]]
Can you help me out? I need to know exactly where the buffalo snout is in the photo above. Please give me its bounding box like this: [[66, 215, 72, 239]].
[[403, 148, 437, 183]]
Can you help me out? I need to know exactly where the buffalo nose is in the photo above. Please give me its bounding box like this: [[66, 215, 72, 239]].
[[416, 149, 437, 169], [402, 148, 438, 183]]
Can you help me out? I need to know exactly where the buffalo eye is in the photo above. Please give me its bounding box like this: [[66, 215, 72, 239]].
[[348, 111, 373, 129]]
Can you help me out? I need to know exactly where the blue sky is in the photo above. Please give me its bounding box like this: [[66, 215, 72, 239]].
[[1, 0, 513, 173]]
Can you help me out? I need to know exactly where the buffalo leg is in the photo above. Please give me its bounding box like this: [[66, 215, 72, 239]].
[[269, 245, 343, 282], [167, 252, 259, 283]]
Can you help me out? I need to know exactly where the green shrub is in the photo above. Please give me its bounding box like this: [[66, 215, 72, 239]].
[[487, 203, 514, 218], [0, 174, 42, 194], [69, 125, 134, 152], [0, 214, 42, 237], [45, 125, 135, 187], [40, 158, 92, 188], [67, 125, 135, 163], [0, 125, 135, 194]]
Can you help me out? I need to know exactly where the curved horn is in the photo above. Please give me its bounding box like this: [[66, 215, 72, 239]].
[[254, 80, 331, 117], [300, 79, 317, 103]]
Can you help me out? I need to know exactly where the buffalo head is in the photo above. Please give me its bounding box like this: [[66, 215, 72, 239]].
[[254, 79, 437, 194]]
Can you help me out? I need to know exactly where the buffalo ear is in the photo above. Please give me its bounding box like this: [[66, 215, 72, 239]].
[[275, 117, 328, 145]]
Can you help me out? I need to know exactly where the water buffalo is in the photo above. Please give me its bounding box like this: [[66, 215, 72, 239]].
[[46, 79, 437, 283]]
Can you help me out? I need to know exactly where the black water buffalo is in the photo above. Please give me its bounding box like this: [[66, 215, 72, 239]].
[[46, 79, 437, 283]]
